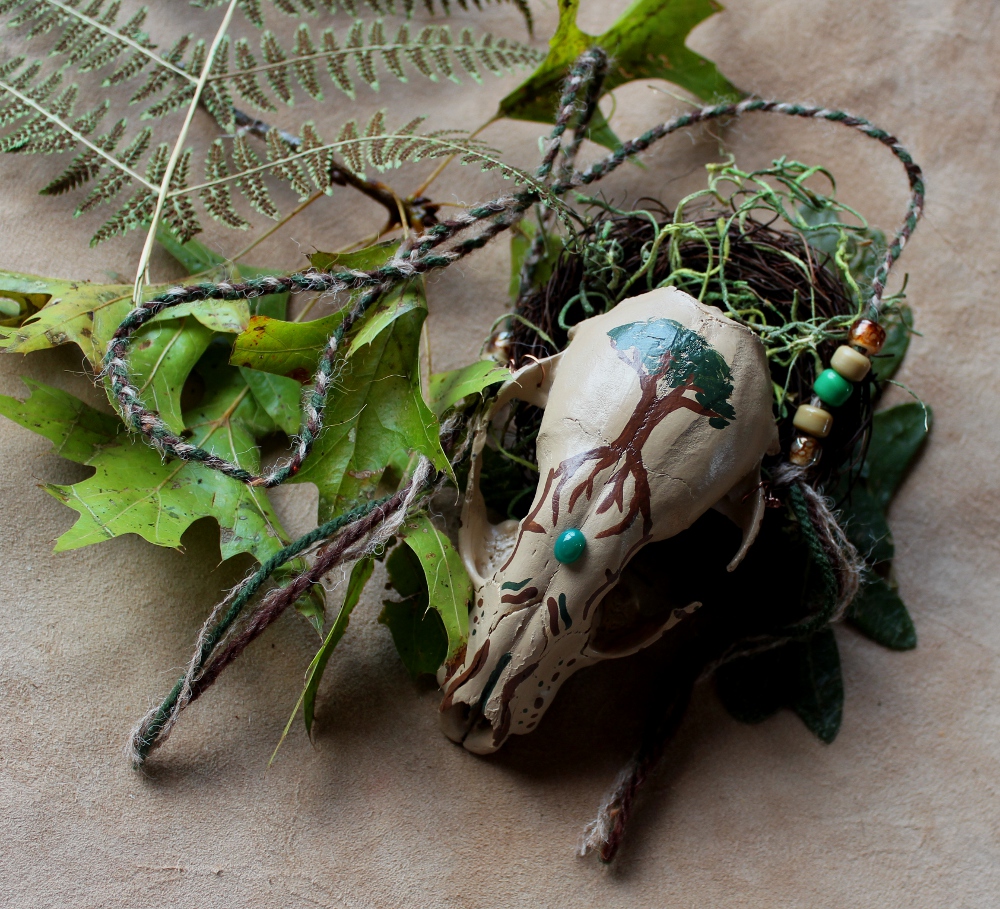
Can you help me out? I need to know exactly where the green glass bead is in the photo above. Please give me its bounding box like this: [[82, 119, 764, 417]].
[[554, 528, 586, 564], [813, 368, 853, 407]]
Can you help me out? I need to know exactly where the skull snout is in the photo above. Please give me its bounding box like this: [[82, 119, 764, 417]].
[[439, 579, 593, 753]]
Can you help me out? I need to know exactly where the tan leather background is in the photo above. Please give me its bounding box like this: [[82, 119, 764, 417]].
[[2, 1, 998, 906]]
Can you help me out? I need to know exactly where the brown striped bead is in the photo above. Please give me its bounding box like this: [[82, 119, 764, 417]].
[[789, 433, 822, 468], [848, 319, 887, 355]]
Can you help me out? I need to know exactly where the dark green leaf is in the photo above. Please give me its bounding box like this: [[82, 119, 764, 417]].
[[788, 628, 843, 743], [866, 402, 932, 510], [395, 514, 471, 662], [871, 304, 913, 381], [848, 575, 917, 650], [716, 629, 844, 743], [841, 484, 894, 565], [239, 366, 302, 436], [498, 0, 740, 150], [303, 556, 374, 734], [380, 545, 448, 679]]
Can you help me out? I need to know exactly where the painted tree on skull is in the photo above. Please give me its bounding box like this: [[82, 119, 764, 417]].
[[524, 318, 736, 541]]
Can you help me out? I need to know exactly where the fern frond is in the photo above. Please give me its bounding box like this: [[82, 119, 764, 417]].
[[183, 114, 535, 203], [212, 0, 534, 33], [141, 40, 204, 120], [233, 38, 276, 111], [75, 125, 152, 214], [0, 0, 541, 243], [128, 35, 193, 104], [40, 116, 126, 194], [292, 23, 323, 99], [261, 30, 293, 104], [298, 120, 333, 193], [212, 19, 541, 108], [17, 97, 109, 154], [162, 147, 201, 242], [232, 133, 278, 219], [320, 28, 354, 98], [266, 127, 311, 198], [193, 0, 265, 28], [89, 140, 168, 245], [200, 138, 250, 229], [201, 35, 236, 131]]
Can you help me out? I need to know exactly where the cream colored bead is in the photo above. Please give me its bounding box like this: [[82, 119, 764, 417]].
[[830, 344, 871, 382], [793, 404, 833, 438]]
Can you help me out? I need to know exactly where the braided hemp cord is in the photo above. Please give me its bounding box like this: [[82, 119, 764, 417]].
[[124, 61, 610, 765], [103, 95, 923, 491], [128, 493, 395, 762]]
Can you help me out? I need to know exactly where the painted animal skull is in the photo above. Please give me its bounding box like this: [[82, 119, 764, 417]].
[[440, 287, 779, 754]]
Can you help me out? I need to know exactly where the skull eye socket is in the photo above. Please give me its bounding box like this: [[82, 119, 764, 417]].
[[554, 528, 586, 564]]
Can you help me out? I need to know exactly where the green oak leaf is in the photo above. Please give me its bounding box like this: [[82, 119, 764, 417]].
[[128, 316, 215, 434], [429, 360, 509, 417], [238, 366, 301, 436], [380, 543, 449, 679], [0, 233, 284, 370], [0, 361, 289, 562], [230, 283, 450, 521], [0, 271, 138, 368], [392, 514, 471, 664], [230, 312, 345, 382], [498, 0, 740, 149]]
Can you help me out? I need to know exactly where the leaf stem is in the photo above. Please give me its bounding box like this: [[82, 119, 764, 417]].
[[409, 117, 496, 198], [131, 0, 240, 308]]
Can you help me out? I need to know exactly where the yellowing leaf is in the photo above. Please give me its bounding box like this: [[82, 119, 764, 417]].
[[230, 312, 346, 382]]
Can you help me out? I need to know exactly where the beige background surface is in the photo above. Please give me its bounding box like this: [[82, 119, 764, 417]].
[[1, 1, 998, 906]]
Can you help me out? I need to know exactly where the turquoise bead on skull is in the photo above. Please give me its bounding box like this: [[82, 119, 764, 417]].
[[554, 528, 586, 564]]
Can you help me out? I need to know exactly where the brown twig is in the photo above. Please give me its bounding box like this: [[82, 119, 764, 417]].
[[231, 107, 439, 232]]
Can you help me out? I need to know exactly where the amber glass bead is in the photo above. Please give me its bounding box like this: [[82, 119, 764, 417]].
[[792, 404, 833, 438], [848, 319, 887, 355], [830, 344, 871, 382], [789, 433, 822, 468]]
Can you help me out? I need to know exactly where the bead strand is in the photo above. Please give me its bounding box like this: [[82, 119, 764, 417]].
[[789, 319, 888, 468]]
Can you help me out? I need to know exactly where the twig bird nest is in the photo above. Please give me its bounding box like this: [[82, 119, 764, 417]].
[[504, 200, 878, 500]]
